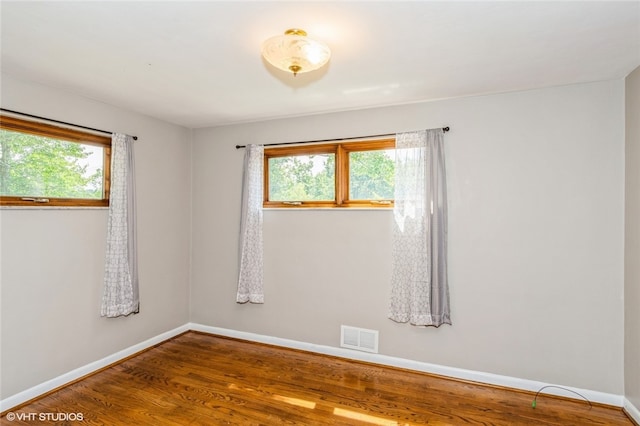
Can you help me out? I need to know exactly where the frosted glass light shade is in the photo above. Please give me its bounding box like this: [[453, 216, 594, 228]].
[[261, 29, 331, 76]]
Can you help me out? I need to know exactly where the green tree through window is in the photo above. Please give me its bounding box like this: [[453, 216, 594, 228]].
[[264, 139, 395, 208], [269, 154, 335, 201], [0, 115, 111, 207], [349, 149, 394, 201], [0, 130, 103, 199]]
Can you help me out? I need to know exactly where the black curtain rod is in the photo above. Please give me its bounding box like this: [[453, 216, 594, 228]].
[[235, 127, 449, 149], [0, 108, 138, 141]]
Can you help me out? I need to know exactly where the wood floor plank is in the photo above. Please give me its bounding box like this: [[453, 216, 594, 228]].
[[1, 331, 633, 425]]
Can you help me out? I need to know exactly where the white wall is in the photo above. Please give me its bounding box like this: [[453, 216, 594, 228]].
[[191, 80, 626, 395], [625, 66, 640, 411], [0, 75, 628, 403], [0, 75, 192, 398]]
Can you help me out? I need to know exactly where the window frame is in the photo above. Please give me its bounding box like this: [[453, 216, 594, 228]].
[[0, 115, 112, 207], [263, 138, 395, 208]]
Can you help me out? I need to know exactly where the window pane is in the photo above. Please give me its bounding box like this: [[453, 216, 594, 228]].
[[269, 154, 335, 201], [349, 149, 395, 200], [0, 129, 104, 199]]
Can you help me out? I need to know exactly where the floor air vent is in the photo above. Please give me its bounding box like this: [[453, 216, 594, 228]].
[[340, 325, 379, 353]]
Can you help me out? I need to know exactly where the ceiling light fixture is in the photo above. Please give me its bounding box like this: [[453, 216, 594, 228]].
[[261, 29, 331, 77]]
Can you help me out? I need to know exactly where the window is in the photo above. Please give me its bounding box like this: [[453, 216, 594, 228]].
[[264, 139, 395, 208], [0, 115, 111, 207]]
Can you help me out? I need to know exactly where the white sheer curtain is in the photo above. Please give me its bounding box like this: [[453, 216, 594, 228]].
[[389, 129, 450, 327], [101, 133, 139, 317], [237, 144, 264, 303]]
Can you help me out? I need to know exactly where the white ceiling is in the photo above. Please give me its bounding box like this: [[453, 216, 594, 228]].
[[1, 1, 639, 129]]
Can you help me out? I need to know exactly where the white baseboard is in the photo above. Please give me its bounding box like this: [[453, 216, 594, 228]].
[[0, 324, 190, 413], [189, 322, 625, 408], [624, 398, 640, 424], [1, 322, 628, 415]]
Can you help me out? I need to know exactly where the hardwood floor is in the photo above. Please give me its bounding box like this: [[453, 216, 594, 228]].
[[1, 331, 634, 425]]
